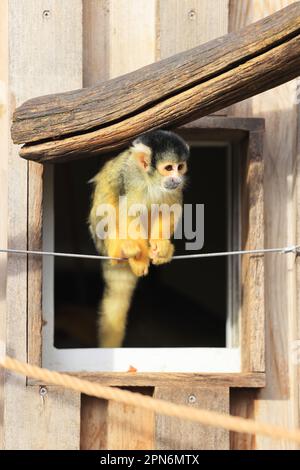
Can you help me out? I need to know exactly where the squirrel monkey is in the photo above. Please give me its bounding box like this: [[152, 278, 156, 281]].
[[89, 130, 189, 347]]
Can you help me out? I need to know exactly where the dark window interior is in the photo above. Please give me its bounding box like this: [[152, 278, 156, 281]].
[[54, 145, 229, 348]]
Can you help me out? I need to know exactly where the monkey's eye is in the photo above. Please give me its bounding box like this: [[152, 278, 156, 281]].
[[178, 163, 184, 171], [165, 165, 173, 171]]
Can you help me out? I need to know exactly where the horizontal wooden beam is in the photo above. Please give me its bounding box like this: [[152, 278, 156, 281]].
[[12, 2, 300, 163], [28, 372, 266, 388]]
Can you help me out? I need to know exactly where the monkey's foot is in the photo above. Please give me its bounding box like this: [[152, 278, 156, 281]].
[[121, 240, 149, 277], [149, 240, 174, 265], [107, 239, 141, 266], [121, 240, 141, 258], [128, 257, 149, 277]]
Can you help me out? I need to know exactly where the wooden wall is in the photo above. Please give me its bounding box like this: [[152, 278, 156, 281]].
[[0, 0, 82, 449], [229, 0, 300, 450]]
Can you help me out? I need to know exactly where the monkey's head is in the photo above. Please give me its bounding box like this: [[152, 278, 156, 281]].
[[131, 130, 189, 192]]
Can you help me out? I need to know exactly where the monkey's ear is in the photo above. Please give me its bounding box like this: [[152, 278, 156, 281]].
[[131, 142, 152, 172]]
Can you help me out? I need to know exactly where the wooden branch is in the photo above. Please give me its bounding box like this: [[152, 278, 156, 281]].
[[12, 2, 300, 163]]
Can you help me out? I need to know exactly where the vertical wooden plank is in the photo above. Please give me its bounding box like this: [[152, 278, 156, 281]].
[[106, 388, 155, 450], [159, 0, 229, 59], [229, 0, 299, 450], [27, 0, 83, 368], [12, 386, 80, 450], [0, 0, 8, 450], [154, 387, 229, 450], [81, 0, 158, 450], [240, 130, 265, 372], [80, 395, 108, 450], [2, 0, 82, 449], [83, 0, 158, 80], [109, 0, 158, 77], [83, 0, 157, 84], [28, 162, 44, 367], [159, 0, 228, 116], [230, 388, 256, 450], [296, 73, 300, 451], [83, 0, 110, 86], [81, 390, 155, 451]]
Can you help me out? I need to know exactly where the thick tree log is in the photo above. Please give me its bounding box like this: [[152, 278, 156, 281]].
[[12, 2, 300, 163]]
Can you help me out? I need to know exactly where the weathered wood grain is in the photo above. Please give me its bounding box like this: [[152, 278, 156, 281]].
[[229, 0, 300, 450], [1, 0, 82, 450], [0, 0, 8, 449], [11, 1, 300, 163], [80, 395, 108, 450], [5, 385, 81, 450], [240, 130, 265, 372], [159, 0, 228, 58], [81, 389, 155, 451], [17, 34, 300, 163], [230, 388, 257, 450], [28, 162, 43, 367], [109, 0, 157, 78], [29, 371, 266, 388], [106, 388, 155, 450], [26, 2, 83, 368], [154, 387, 229, 450], [83, 0, 110, 87], [159, 0, 229, 116]]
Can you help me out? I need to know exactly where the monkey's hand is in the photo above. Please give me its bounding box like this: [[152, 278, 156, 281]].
[[149, 239, 174, 265], [121, 240, 150, 277]]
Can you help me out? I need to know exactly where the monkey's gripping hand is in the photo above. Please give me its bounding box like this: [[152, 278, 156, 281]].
[[149, 239, 175, 265], [121, 239, 150, 277], [107, 239, 150, 277]]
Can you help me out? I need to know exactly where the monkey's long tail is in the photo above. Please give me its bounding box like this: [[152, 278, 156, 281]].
[[98, 262, 138, 348]]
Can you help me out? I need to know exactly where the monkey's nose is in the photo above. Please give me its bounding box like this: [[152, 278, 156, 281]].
[[164, 177, 181, 190]]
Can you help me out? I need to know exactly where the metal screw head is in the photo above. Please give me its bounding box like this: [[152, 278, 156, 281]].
[[188, 9, 196, 20], [188, 394, 196, 404], [39, 386, 48, 397], [42, 10, 51, 20]]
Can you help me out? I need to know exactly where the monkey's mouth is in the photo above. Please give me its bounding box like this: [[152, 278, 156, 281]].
[[163, 180, 181, 190]]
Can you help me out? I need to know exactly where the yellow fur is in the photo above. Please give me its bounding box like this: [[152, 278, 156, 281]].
[[99, 262, 137, 347], [89, 143, 185, 347]]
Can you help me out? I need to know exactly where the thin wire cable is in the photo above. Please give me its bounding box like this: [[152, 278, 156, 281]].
[[0, 244, 299, 261], [173, 244, 300, 259], [0, 248, 120, 260]]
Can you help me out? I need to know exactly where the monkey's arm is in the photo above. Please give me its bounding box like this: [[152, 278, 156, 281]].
[[89, 158, 120, 255], [89, 153, 150, 277], [149, 204, 182, 265]]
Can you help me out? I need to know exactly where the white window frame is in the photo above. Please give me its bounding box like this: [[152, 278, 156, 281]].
[[42, 141, 241, 373]]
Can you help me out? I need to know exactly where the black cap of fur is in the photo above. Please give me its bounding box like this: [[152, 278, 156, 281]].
[[133, 130, 189, 169]]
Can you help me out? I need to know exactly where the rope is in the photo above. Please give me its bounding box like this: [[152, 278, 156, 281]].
[[1, 355, 300, 445], [0, 244, 299, 261]]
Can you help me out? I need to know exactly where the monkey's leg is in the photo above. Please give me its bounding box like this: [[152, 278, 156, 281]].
[[105, 237, 149, 277], [99, 262, 137, 347], [122, 239, 150, 277], [149, 213, 175, 265], [103, 204, 150, 276]]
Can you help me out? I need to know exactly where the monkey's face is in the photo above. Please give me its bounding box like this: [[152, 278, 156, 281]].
[[131, 130, 189, 193], [156, 160, 187, 191]]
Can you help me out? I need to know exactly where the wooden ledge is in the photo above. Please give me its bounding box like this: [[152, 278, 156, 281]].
[[28, 372, 266, 388]]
